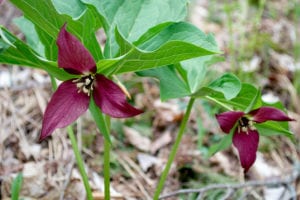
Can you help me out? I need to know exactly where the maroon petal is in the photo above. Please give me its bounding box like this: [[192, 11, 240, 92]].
[[40, 80, 90, 141], [216, 111, 244, 133], [233, 129, 259, 173], [93, 74, 143, 118], [250, 106, 294, 123], [57, 24, 96, 75]]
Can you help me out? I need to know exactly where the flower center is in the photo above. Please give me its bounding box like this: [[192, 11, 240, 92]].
[[238, 117, 256, 133], [73, 74, 95, 96]]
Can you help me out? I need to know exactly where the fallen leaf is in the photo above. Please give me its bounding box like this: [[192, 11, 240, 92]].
[[137, 153, 161, 172], [150, 130, 172, 154], [123, 127, 151, 152]]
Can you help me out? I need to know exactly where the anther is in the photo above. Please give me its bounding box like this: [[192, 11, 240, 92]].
[[76, 82, 85, 88], [82, 87, 89, 95], [242, 127, 248, 133]]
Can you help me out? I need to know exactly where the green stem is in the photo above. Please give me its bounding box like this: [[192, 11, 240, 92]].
[[153, 98, 195, 200], [89, 99, 111, 200], [67, 126, 93, 200], [103, 116, 111, 200]]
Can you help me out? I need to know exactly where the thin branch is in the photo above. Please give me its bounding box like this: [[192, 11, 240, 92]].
[[159, 169, 300, 199]]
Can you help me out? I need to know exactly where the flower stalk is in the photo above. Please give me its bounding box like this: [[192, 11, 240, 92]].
[[67, 126, 93, 200], [103, 116, 111, 200], [153, 98, 195, 200], [103, 134, 111, 200], [89, 99, 112, 200]]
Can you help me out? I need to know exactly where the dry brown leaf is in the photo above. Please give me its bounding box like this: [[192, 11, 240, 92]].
[[136, 153, 161, 172], [22, 162, 47, 197], [150, 130, 172, 154], [153, 99, 184, 127], [209, 152, 236, 176], [123, 127, 151, 152]]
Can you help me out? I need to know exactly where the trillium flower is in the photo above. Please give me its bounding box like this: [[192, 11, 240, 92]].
[[40, 24, 143, 141], [216, 107, 294, 172]]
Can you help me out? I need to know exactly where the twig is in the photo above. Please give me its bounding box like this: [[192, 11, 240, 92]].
[[159, 169, 300, 199], [220, 188, 234, 200]]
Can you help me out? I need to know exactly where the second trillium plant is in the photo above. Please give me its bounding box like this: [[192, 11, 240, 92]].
[[216, 107, 294, 172]]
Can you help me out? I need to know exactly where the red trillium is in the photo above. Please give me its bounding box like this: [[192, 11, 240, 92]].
[[216, 107, 294, 172], [40, 24, 143, 141]]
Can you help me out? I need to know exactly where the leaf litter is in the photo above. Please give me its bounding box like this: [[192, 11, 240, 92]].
[[1, 0, 300, 199]]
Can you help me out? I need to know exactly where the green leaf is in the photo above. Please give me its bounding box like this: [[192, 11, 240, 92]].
[[114, 27, 133, 56], [0, 26, 73, 80], [98, 41, 217, 75], [229, 83, 259, 110], [177, 56, 223, 93], [135, 22, 219, 53], [193, 73, 241, 100], [89, 98, 112, 144], [244, 87, 262, 113], [206, 130, 234, 158], [256, 121, 295, 142], [35, 27, 58, 61], [82, 0, 188, 57], [11, 173, 23, 200], [137, 56, 223, 101], [208, 73, 241, 100], [10, 0, 102, 61], [97, 22, 220, 75], [51, 0, 86, 19], [13, 16, 45, 57], [137, 66, 190, 101], [206, 83, 259, 111]]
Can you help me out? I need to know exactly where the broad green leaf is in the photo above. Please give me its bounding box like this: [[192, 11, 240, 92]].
[[0, 27, 73, 80], [89, 98, 112, 144], [137, 66, 190, 101], [97, 40, 217, 75], [13, 16, 45, 57], [135, 22, 219, 53], [136, 58, 223, 101], [11, 173, 23, 200], [137, 56, 223, 101], [244, 87, 262, 113], [229, 83, 259, 110], [178, 56, 224, 93], [81, 0, 188, 57], [97, 22, 220, 75], [10, 0, 102, 61], [206, 83, 258, 111], [256, 121, 295, 141], [35, 27, 58, 61], [51, 0, 86, 19], [207, 73, 241, 100], [193, 73, 241, 100], [114, 28, 133, 56]]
